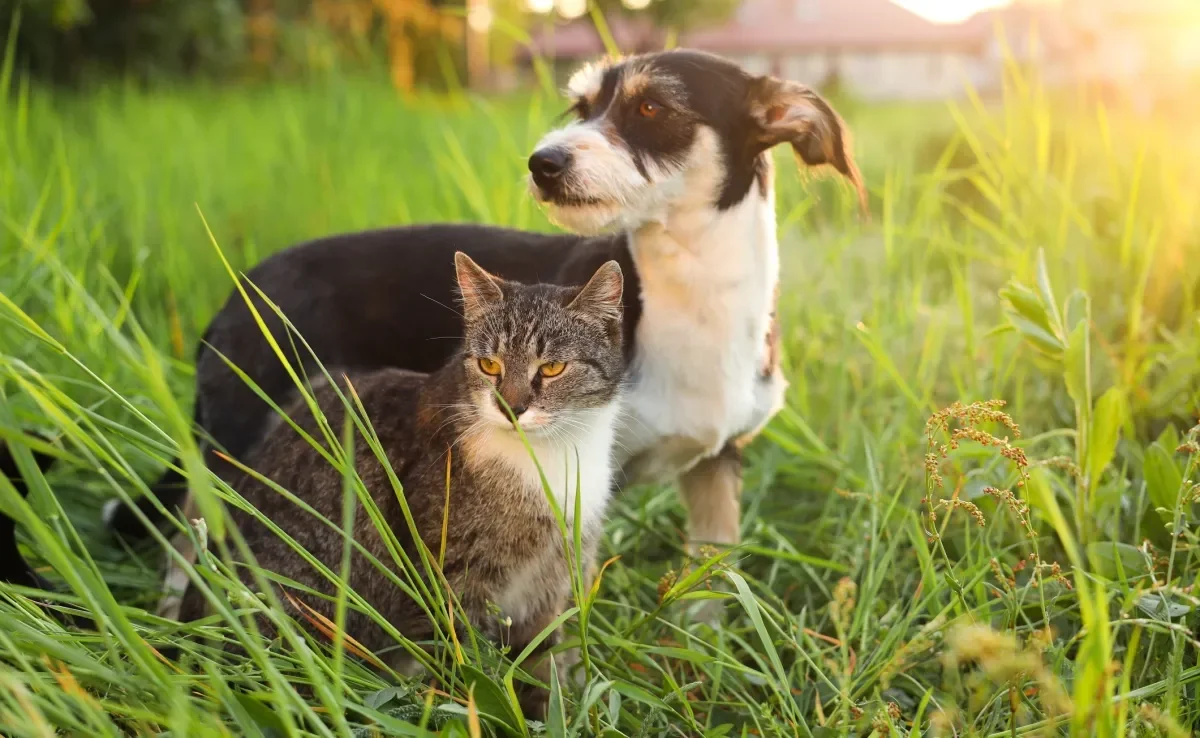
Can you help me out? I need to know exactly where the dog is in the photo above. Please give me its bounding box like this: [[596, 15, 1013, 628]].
[[0, 435, 57, 591], [5, 49, 865, 607]]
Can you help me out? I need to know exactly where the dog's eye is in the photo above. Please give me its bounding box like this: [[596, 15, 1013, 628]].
[[539, 361, 567, 378], [638, 100, 661, 119], [478, 357, 502, 376]]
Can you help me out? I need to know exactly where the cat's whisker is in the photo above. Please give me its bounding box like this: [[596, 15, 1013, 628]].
[[548, 418, 594, 446], [431, 413, 479, 439], [420, 293, 463, 318], [430, 407, 477, 422], [614, 408, 653, 436], [446, 417, 491, 457]]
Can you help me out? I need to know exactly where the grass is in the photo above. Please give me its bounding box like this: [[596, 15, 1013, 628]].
[[2, 45, 1200, 737]]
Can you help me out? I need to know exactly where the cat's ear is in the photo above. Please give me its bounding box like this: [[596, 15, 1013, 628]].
[[568, 260, 624, 322], [454, 252, 504, 320]]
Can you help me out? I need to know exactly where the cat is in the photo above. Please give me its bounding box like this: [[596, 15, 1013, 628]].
[[178, 252, 626, 718]]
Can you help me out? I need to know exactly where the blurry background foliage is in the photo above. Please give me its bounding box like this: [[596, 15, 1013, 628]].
[[3, 0, 486, 89], [1, 0, 740, 91]]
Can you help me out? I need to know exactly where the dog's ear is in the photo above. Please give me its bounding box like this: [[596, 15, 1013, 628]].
[[748, 76, 867, 213], [454, 252, 505, 321]]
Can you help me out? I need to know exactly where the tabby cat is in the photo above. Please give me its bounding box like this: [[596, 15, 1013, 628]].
[[179, 252, 626, 717]]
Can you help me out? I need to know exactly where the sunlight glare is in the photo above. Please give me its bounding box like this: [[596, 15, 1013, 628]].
[[892, 0, 1012, 24], [556, 0, 587, 19], [467, 5, 494, 32]]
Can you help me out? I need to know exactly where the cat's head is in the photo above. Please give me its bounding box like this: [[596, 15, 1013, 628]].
[[453, 252, 625, 434]]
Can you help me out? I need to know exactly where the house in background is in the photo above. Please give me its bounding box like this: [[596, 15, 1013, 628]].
[[516, 0, 1200, 109], [518, 0, 1051, 101]]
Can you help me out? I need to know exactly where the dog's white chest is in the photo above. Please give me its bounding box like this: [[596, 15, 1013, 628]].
[[614, 194, 787, 483]]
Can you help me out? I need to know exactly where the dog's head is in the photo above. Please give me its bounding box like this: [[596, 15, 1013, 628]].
[[527, 49, 865, 234]]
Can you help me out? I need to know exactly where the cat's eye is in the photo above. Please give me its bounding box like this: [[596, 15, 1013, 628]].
[[539, 361, 567, 378], [478, 357, 502, 376]]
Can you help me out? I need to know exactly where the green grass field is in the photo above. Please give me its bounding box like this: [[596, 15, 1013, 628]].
[[2, 51, 1200, 737]]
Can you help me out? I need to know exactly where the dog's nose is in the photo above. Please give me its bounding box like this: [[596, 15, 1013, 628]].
[[528, 148, 570, 183]]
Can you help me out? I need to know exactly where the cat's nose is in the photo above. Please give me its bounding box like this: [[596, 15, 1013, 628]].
[[495, 394, 527, 421]]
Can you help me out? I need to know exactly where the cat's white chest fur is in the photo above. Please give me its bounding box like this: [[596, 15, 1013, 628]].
[[473, 405, 619, 531], [474, 405, 619, 622], [615, 184, 787, 484], [519, 407, 619, 533]]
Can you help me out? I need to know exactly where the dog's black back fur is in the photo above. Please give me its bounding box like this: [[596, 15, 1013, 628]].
[[105, 224, 639, 538]]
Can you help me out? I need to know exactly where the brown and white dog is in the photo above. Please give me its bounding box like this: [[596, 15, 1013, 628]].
[[91, 49, 864, 584]]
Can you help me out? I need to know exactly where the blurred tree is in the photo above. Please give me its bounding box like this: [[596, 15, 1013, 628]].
[[2, 0, 247, 83], [377, 0, 461, 92], [246, 0, 277, 68], [308, 0, 460, 93], [1, 0, 470, 90]]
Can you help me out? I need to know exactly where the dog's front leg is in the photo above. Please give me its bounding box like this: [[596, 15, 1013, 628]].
[[677, 441, 743, 555], [676, 441, 744, 624]]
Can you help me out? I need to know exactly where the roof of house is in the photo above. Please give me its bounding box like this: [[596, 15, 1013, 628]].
[[520, 0, 1002, 60]]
